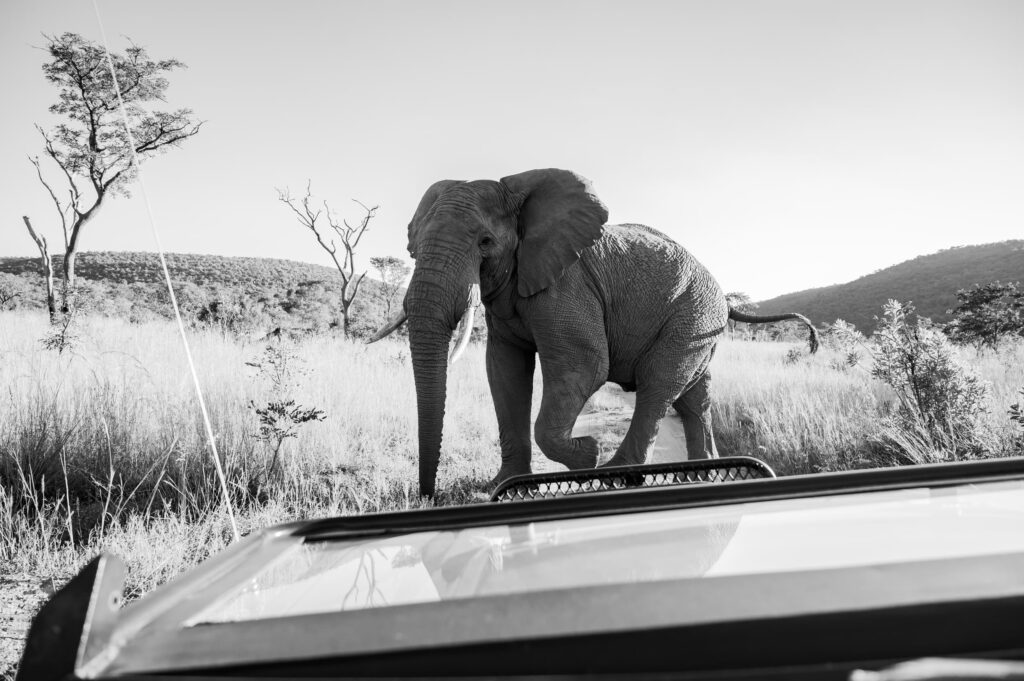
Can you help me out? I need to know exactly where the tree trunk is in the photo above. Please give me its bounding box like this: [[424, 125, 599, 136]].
[[63, 249, 77, 290], [61, 249, 78, 314], [43, 265, 57, 323], [62, 202, 100, 314], [22, 216, 58, 324]]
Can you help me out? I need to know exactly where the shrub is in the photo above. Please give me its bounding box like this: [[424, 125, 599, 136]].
[[783, 347, 804, 364], [945, 281, 1024, 350], [246, 341, 325, 494], [870, 300, 993, 463], [823, 319, 866, 371], [1010, 389, 1024, 454], [193, 293, 272, 337], [0, 273, 27, 310], [38, 283, 92, 354]]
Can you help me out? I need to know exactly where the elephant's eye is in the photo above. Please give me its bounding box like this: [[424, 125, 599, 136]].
[[479, 236, 494, 248]]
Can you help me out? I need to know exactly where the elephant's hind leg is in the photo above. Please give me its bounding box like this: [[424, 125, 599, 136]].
[[603, 388, 676, 467], [673, 369, 719, 460], [604, 341, 717, 468]]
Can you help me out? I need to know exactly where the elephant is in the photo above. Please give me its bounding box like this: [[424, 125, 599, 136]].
[[371, 169, 818, 497]]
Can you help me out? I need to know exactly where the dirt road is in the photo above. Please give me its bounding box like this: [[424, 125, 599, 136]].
[[0, 573, 61, 680]]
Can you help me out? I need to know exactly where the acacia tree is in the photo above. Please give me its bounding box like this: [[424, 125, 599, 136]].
[[277, 182, 378, 338], [23, 32, 201, 319], [369, 255, 410, 318], [945, 281, 1024, 350]]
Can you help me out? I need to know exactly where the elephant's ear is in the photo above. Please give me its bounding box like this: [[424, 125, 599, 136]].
[[407, 179, 463, 258], [500, 169, 608, 297]]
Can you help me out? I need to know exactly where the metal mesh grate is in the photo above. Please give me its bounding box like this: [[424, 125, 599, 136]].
[[490, 457, 775, 502]]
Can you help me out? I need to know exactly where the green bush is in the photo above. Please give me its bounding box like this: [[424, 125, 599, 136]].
[[822, 319, 867, 371], [945, 281, 1024, 350], [1010, 389, 1024, 454], [870, 300, 993, 463]]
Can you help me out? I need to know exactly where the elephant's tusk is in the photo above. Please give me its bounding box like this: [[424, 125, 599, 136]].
[[448, 307, 474, 365], [366, 309, 408, 343], [448, 284, 480, 365]]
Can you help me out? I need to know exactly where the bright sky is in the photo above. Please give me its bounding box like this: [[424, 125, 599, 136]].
[[2, 0, 1021, 300]]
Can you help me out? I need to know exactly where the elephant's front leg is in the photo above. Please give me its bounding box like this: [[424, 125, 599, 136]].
[[534, 346, 609, 472], [486, 335, 536, 486]]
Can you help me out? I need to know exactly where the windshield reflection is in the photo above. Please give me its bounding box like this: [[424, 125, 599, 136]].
[[190, 480, 1024, 624]]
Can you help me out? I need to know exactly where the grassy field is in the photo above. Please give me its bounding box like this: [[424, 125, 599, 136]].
[[1, 310, 1022, 600]]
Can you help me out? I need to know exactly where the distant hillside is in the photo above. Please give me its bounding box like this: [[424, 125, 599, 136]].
[[0, 251, 395, 337], [0, 251, 342, 287], [756, 241, 1024, 333], [0, 250, 494, 341]]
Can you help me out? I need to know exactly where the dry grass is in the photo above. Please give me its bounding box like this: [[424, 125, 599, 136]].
[[709, 340, 886, 474], [0, 312, 503, 589], [1, 312, 1021, 597], [713, 337, 1022, 472]]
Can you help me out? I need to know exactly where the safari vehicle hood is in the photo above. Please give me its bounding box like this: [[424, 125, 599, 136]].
[[17, 456, 1024, 680]]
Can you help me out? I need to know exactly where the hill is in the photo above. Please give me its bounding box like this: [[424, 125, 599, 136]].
[[0, 251, 343, 287], [0, 251, 395, 337], [756, 241, 1024, 333]]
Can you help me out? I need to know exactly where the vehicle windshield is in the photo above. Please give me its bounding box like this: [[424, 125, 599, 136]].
[[190, 478, 1024, 624]]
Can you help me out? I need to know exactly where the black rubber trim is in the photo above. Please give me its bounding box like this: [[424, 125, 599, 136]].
[[295, 456, 1024, 541]]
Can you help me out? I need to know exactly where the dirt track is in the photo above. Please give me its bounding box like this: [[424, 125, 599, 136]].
[[0, 573, 61, 680]]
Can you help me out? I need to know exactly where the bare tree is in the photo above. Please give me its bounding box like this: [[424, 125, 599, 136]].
[[22, 216, 57, 321], [369, 255, 410, 318], [277, 182, 378, 338], [23, 32, 201, 316]]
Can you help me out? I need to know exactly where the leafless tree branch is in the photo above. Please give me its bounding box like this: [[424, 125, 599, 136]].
[[278, 183, 378, 337], [28, 155, 71, 248], [22, 215, 58, 322]]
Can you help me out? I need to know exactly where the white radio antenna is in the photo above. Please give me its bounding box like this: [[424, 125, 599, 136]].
[[91, 0, 240, 541]]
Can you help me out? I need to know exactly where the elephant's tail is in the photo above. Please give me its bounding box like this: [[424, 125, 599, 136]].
[[728, 309, 820, 354]]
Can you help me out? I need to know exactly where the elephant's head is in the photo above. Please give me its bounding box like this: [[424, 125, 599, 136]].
[[370, 169, 608, 497]]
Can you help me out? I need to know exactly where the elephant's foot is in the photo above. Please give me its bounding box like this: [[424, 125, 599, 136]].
[[490, 464, 533, 489], [602, 450, 649, 468], [542, 435, 600, 471], [602, 437, 652, 468]]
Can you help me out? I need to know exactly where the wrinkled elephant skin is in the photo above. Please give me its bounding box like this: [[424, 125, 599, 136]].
[[375, 168, 817, 497]]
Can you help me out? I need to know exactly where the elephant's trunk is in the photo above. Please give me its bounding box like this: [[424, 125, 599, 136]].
[[406, 256, 471, 497], [408, 314, 451, 498], [405, 245, 479, 497]]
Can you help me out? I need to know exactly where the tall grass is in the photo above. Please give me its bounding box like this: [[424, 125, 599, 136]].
[[1, 311, 1021, 594], [712, 337, 1022, 472], [710, 340, 887, 474], [0, 312, 495, 585]]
